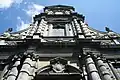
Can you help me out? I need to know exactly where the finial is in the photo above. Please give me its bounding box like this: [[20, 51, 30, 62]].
[[105, 27, 110, 32], [7, 28, 13, 32]]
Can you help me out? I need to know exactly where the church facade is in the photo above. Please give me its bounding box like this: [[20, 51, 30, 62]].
[[0, 5, 120, 80]]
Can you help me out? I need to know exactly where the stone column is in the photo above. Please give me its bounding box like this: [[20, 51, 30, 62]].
[[7, 58, 20, 80], [97, 57, 112, 80], [108, 62, 120, 80], [0, 65, 9, 80], [17, 55, 36, 80], [86, 55, 101, 80]]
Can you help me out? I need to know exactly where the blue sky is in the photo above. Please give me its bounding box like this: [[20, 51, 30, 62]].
[[0, 0, 120, 33]]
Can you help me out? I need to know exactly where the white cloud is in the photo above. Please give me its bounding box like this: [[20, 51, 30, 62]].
[[0, 0, 23, 9], [14, 0, 23, 4], [16, 16, 29, 31], [0, 0, 13, 8], [25, 4, 44, 17], [16, 4, 44, 31]]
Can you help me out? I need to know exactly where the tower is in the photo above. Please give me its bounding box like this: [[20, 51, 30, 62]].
[[0, 5, 120, 80]]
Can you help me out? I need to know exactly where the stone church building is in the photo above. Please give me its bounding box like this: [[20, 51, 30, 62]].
[[0, 5, 120, 80]]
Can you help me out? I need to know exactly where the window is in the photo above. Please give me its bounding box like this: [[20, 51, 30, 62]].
[[52, 28, 64, 36], [47, 24, 74, 37], [48, 24, 65, 36], [52, 24, 65, 36]]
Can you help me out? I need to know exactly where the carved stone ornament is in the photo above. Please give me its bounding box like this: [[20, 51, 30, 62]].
[[50, 57, 67, 73], [52, 61, 65, 73]]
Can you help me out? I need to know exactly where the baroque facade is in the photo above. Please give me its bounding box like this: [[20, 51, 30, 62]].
[[0, 5, 120, 80]]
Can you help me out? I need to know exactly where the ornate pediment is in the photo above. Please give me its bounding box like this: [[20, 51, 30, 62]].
[[35, 57, 82, 80]]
